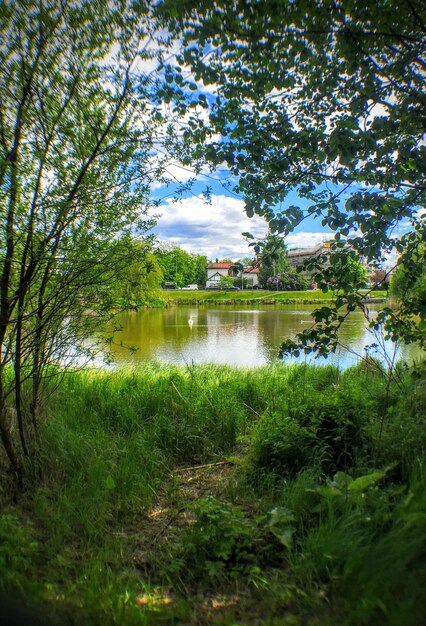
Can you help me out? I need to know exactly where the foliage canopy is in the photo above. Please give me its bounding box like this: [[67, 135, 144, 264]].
[[162, 0, 426, 356], [0, 0, 178, 477]]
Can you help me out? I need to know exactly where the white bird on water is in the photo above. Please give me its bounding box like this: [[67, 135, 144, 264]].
[[188, 316, 194, 327]]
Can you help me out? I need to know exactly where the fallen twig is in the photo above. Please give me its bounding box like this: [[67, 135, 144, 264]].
[[173, 460, 232, 473]]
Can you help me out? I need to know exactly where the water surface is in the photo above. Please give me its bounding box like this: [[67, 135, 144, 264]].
[[104, 303, 418, 369]]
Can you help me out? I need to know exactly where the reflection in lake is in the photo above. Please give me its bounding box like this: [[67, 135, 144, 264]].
[[105, 304, 419, 369]]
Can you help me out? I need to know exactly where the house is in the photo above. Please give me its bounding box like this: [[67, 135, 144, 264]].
[[206, 260, 260, 288], [206, 262, 234, 287], [287, 242, 332, 267], [242, 266, 259, 287]]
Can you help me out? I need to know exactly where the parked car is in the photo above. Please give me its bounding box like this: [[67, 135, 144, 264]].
[[181, 284, 198, 290]]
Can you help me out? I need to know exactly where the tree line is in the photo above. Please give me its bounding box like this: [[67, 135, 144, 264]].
[[111, 240, 208, 305]]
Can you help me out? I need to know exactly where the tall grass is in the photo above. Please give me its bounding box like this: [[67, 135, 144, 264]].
[[286, 461, 426, 626], [31, 364, 258, 545], [19, 362, 426, 543], [0, 361, 425, 624]]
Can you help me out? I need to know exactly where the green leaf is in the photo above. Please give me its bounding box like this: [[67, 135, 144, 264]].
[[268, 507, 296, 548], [105, 475, 116, 490], [245, 204, 254, 218], [347, 471, 385, 491], [309, 486, 342, 498], [269, 506, 295, 526], [347, 464, 396, 491], [331, 471, 352, 490], [270, 526, 295, 549]]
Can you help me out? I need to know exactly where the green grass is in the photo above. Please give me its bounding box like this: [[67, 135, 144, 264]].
[[162, 289, 387, 305], [0, 361, 425, 625]]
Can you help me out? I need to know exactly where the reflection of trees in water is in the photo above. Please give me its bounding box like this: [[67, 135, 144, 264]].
[[120, 307, 204, 360], [107, 310, 167, 361], [336, 316, 367, 347], [105, 305, 419, 368], [206, 309, 260, 338], [205, 309, 263, 366]]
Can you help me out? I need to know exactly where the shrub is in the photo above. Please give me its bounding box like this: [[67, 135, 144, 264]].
[[180, 497, 262, 584], [266, 269, 311, 291], [293, 466, 426, 626], [248, 412, 316, 480], [295, 391, 369, 472]]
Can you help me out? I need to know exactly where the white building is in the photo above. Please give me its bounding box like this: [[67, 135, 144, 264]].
[[206, 262, 234, 287], [206, 261, 260, 288], [287, 242, 332, 267], [242, 267, 259, 287]]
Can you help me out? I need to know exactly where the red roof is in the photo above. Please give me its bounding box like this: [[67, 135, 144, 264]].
[[243, 267, 259, 274], [207, 262, 233, 269]]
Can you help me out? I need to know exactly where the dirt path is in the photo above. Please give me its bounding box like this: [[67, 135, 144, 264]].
[[125, 457, 255, 624], [131, 458, 237, 575]]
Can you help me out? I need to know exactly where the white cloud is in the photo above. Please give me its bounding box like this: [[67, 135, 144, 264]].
[[154, 194, 268, 258], [153, 194, 334, 259], [286, 232, 333, 250]]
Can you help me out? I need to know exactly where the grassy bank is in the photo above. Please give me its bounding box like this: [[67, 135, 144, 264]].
[[162, 289, 387, 306], [1, 362, 425, 625]]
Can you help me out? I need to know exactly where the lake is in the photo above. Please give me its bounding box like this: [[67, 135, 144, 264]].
[[102, 303, 418, 369]]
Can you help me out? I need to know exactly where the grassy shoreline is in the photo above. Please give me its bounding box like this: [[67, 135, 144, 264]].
[[161, 289, 387, 306], [1, 362, 424, 625]]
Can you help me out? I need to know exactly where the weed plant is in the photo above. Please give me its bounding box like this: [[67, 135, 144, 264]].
[[0, 361, 425, 625]]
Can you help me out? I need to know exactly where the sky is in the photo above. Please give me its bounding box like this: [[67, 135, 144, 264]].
[[151, 168, 334, 261], [149, 155, 416, 265], [144, 35, 418, 264], [145, 50, 337, 261]]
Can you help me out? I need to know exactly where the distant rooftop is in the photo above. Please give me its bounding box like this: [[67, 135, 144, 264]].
[[288, 242, 331, 258], [207, 262, 234, 269], [243, 267, 259, 274]]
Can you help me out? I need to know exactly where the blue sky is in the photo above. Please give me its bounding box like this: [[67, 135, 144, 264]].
[[150, 163, 416, 265], [151, 169, 334, 260], [146, 73, 336, 260]]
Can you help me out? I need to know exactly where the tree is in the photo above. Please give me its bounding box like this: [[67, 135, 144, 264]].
[[218, 274, 234, 288], [267, 270, 311, 292], [163, 0, 426, 357], [256, 235, 289, 288], [240, 256, 256, 268], [329, 257, 369, 290], [370, 268, 390, 291], [0, 0, 176, 480], [192, 253, 208, 287], [111, 237, 164, 307], [386, 240, 426, 348], [155, 245, 207, 287], [230, 261, 243, 276]]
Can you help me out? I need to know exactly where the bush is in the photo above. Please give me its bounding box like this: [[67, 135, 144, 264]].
[[179, 497, 263, 584], [292, 465, 426, 626], [248, 384, 371, 484], [297, 391, 368, 472], [248, 412, 316, 480], [266, 269, 311, 291]]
